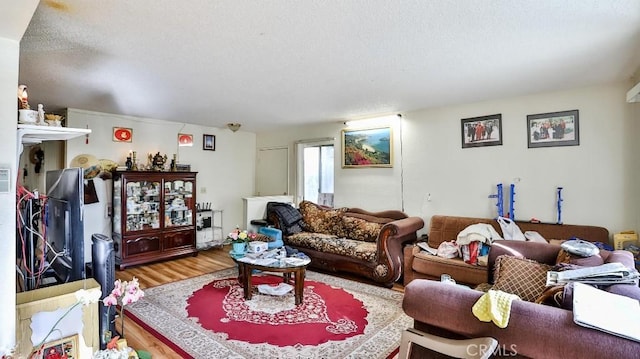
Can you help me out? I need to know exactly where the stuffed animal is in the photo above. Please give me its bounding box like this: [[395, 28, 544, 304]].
[[18, 84, 30, 109]]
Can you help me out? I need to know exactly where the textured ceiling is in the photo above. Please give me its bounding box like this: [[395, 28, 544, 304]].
[[18, 0, 640, 132]]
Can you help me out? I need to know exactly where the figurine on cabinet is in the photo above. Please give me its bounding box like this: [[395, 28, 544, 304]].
[[18, 84, 30, 109], [170, 154, 178, 172], [151, 152, 168, 171]]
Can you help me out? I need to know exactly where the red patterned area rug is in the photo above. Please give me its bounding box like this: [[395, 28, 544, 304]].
[[126, 268, 411, 358]]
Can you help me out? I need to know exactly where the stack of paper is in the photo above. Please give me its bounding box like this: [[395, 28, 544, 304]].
[[547, 262, 639, 286], [573, 282, 640, 342], [417, 242, 437, 255]]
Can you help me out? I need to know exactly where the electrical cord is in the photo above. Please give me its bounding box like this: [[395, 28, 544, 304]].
[[16, 184, 63, 289]]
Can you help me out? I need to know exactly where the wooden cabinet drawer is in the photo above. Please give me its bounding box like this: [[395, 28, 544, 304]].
[[123, 235, 161, 256], [163, 229, 195, 250]]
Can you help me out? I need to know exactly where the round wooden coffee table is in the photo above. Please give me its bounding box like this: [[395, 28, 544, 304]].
[[232, 254, 311, 305]]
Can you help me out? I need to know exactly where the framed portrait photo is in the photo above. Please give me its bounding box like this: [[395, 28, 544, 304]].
[[527, 109, 579, 148], [203, 134, 215, 151], [342, 126, 393, 168], [461, 114, 502, 148]]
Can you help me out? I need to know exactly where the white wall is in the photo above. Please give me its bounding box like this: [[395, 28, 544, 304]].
[[403, 82, 637, 235], [258, 82, 639, 238], [66, 109, 256, 261], [1, 0, 39, 351], [630, 75, 640, 232], [0, 36, 20, 357], [257, 120, 404, 212]]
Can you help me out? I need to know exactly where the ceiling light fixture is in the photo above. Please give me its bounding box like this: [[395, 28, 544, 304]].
[[227, 123, 241, 132], [344, 114, 402, 128]]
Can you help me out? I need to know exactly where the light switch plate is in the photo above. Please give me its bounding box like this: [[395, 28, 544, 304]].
[[0, 169, 10, 193]]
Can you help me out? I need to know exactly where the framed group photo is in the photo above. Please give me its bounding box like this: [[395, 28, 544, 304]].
[[527, 109, 579, 148], [342, 126, 393, 168], [461, 114, 502, 148]]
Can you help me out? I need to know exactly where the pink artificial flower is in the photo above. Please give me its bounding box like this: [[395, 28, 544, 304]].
[[121, 293, 135, 305], [111, 279, 124, 297], [121, 277, 144, 305], [127, 277, 140, 292], [103, 293, 118, 307]]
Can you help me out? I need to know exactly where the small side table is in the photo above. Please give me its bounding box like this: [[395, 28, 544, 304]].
[[232, 255, 311, 305]]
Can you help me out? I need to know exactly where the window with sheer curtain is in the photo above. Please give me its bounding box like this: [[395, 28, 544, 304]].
[[302, 144, 334, 206]]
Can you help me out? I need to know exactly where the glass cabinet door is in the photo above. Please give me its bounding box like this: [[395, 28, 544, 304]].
[[164, 179, 194, 227], [125, 180, 161, 232]]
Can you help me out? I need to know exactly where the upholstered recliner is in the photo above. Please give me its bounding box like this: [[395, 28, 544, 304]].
[[402, 240, 640, 358]]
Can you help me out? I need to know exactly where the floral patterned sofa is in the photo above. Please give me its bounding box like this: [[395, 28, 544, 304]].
[[268, 201, 424, 287]]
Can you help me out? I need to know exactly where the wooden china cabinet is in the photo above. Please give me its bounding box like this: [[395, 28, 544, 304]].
[[112, 171, 198, 270]]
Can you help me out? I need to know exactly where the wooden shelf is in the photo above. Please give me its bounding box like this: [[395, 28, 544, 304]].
[[17, 124, 91, 144]]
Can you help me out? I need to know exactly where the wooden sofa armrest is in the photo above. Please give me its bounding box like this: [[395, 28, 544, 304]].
[[374, 217, 424, 286], [382, 217, 425, 239]]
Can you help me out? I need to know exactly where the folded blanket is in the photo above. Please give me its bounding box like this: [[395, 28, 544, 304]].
[[472, 289, 520, 328], [457, 223, 502, 245]]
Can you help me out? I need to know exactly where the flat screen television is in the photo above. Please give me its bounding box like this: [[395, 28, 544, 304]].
[[46, 168, 85, 282]]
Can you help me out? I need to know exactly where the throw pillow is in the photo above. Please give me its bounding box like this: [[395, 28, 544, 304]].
[[298, 200, 347, 235], [492, 255, 551, 302], [339, 216, 382, 242]]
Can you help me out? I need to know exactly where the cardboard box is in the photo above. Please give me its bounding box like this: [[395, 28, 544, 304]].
[[248, 241, 268, 253], [613, 232, 638, 250], [16, 279, 100, 358]]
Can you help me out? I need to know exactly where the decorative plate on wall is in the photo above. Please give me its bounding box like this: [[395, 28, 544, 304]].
[[113, 127, 133, 142], [178, 133, 193, 147]]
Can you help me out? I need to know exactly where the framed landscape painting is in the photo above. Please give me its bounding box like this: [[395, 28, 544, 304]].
[[527, 109, 579, 148], [461, 114, 503, 148], [342, 126, 393, 168]]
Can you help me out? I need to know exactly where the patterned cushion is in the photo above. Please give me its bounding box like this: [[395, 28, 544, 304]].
[[298, 200, 347, 235], [285, 232, 377, 263], [339, 216, 382, 242], [492, 255, 551, 302]]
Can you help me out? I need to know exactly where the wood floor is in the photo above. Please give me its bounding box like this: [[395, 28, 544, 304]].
[[114, 245, 404, 358]]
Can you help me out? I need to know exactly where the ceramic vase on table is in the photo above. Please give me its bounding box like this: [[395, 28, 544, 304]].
[[232, 242, 246, 254]]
